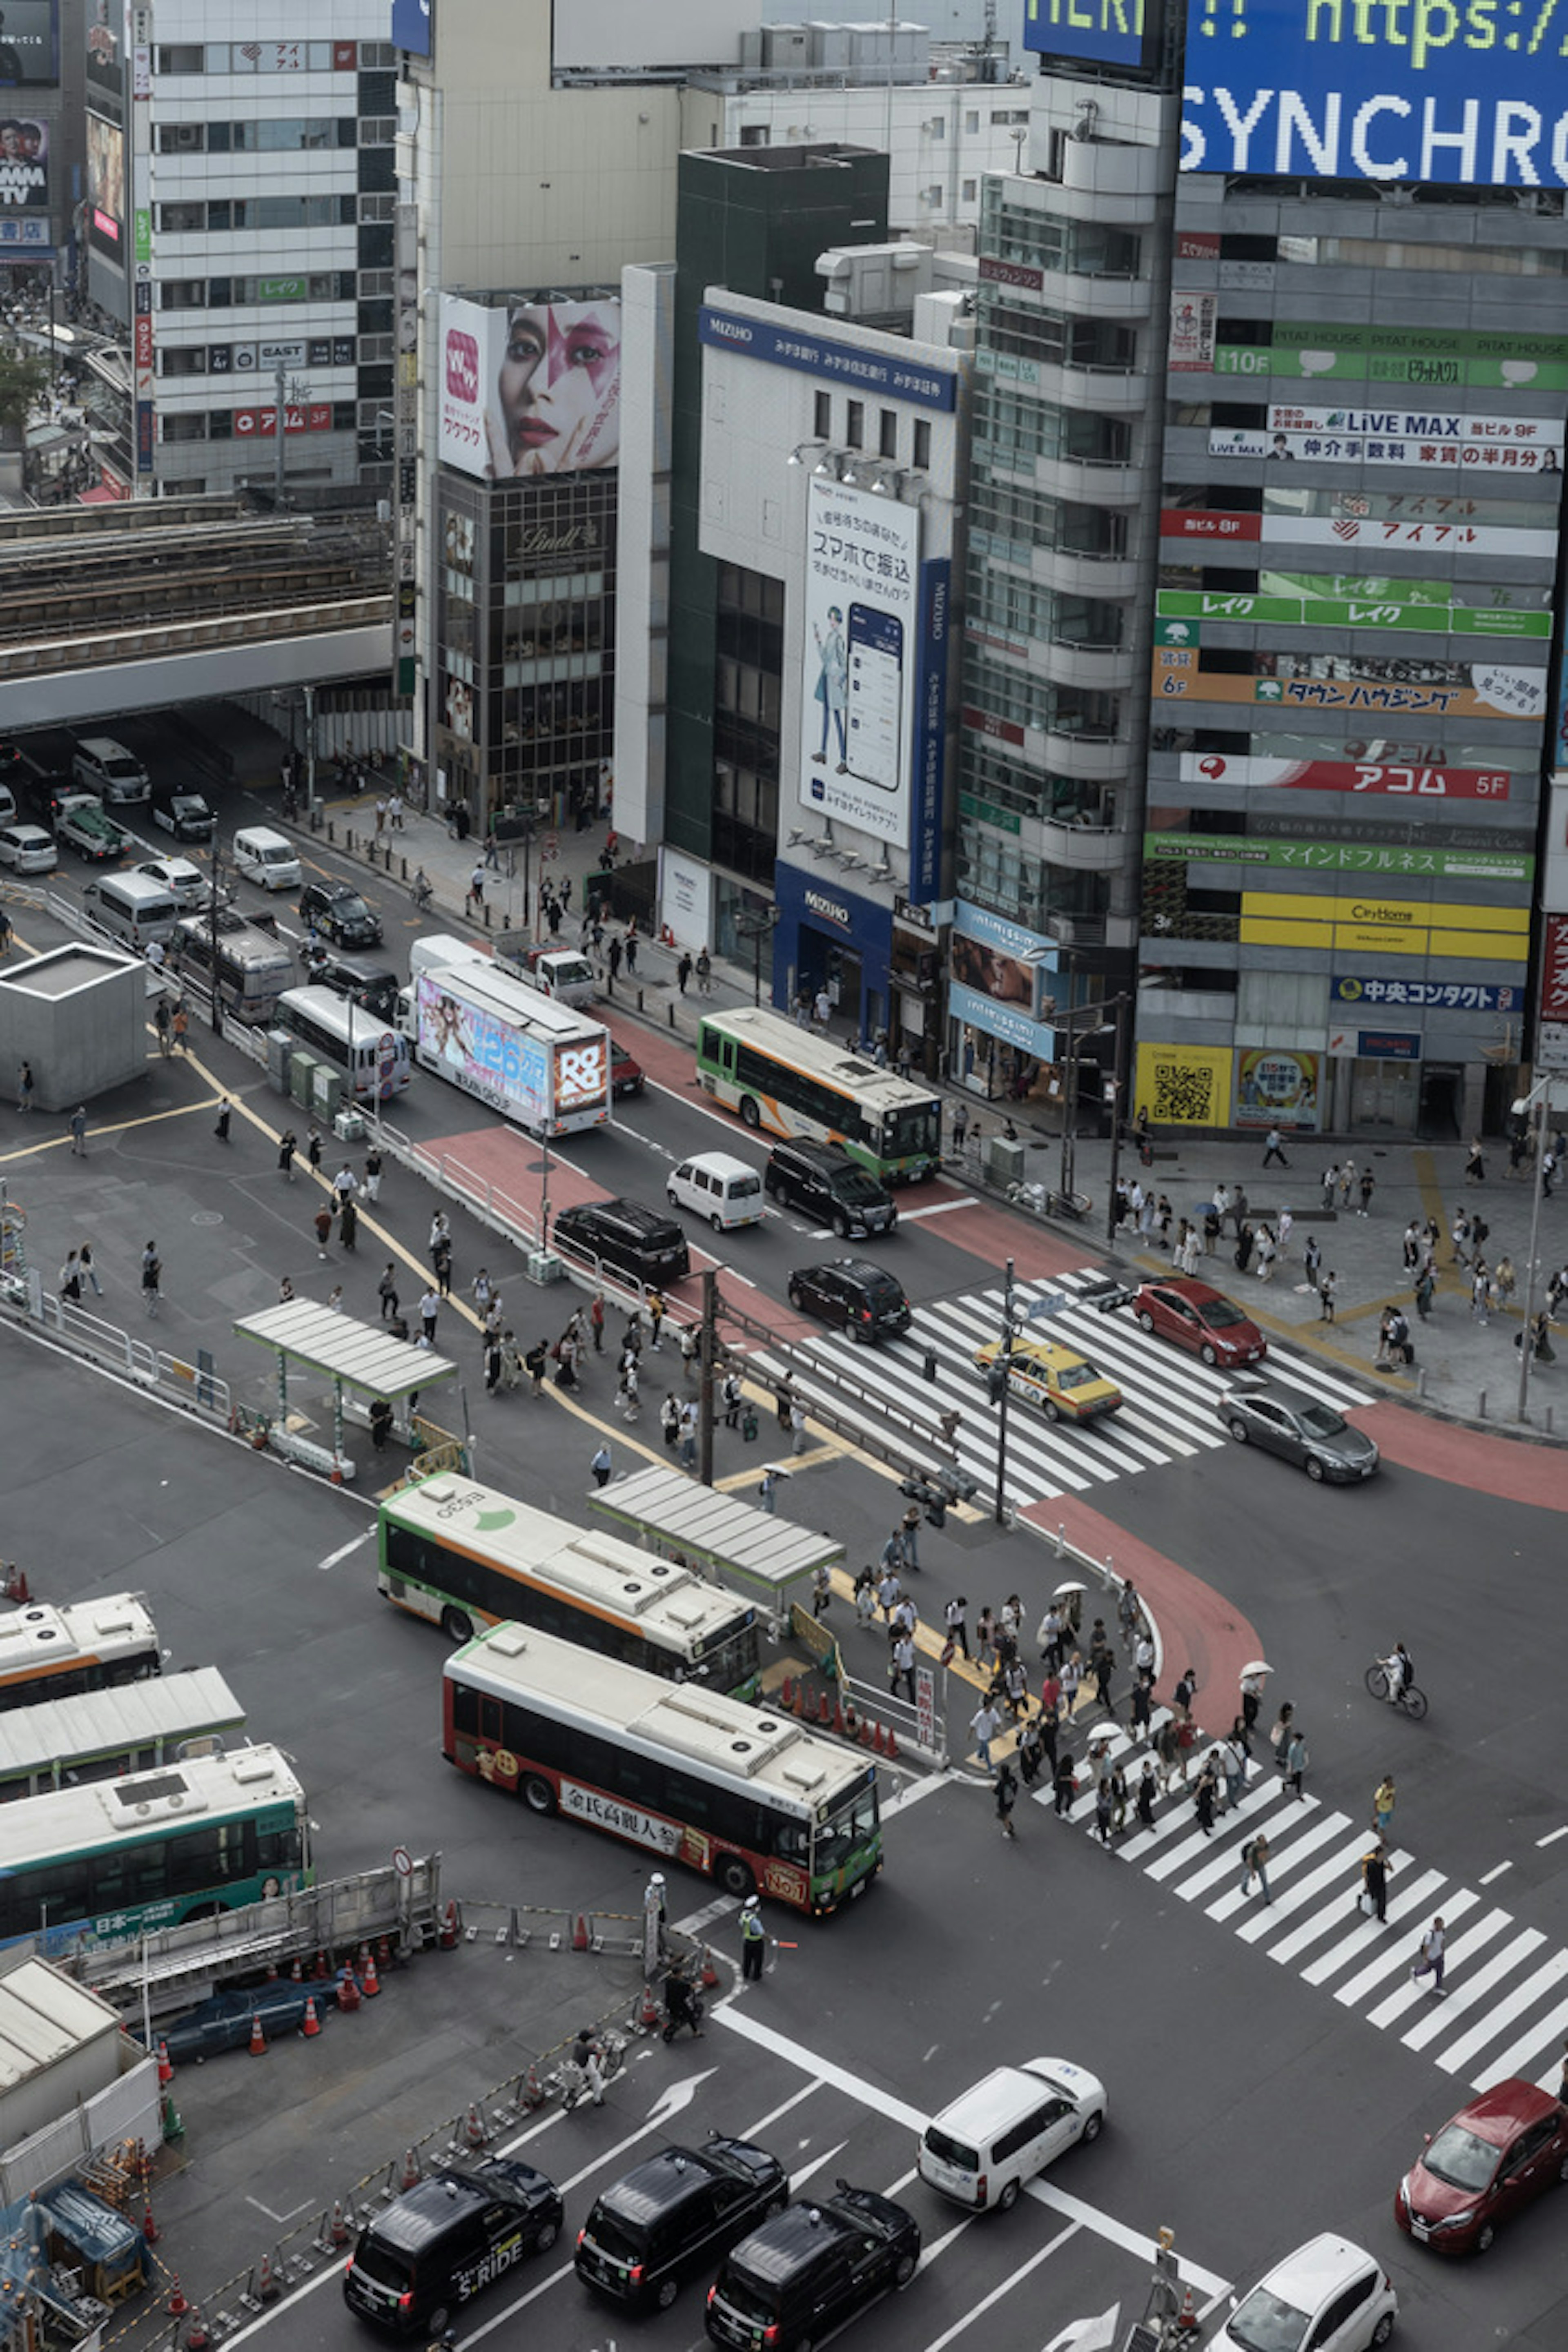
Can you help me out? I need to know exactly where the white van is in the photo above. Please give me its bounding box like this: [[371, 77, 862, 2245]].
[[82, 871, 181, 952], [666, 1152, 766, 1232], [72, 735, 150, 805], [916, 2058, 1106, 2214], [232, 825, 302, 892]]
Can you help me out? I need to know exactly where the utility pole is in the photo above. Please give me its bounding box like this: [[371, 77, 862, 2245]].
[[991, 1254, 1016, 1525], [698, 1269, 718, 1486], [1516, 1078, 1552, 1420], [1104, 993, 1132, 1245], [206, 842, 224, 1035]]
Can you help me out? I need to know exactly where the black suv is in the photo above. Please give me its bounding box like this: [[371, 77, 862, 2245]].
[[307, 950, 401, 1023], [300, 877, 384, 948], [552, 1197, 690, 1287], [575, 2136, 787, 2313], [343, 2158, 562, 2336], [787, 1258, 911, 1345], [706, 2182, 922, 2351], [765, 1140, 896, 1238], [151, 786, 216, 842]]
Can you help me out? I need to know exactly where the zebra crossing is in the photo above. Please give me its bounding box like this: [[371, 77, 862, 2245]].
[[1026, 1715, 1568, 2097], [756, 1265, 1372, 1502]]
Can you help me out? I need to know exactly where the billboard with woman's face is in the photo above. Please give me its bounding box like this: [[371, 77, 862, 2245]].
[[437, 293, 620, 483]]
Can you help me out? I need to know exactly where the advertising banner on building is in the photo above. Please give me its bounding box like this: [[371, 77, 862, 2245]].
[[1241, 892, 1529, 962], [1331, 974, 1521, 1013], [910, 557, 949, 903], [1135, 1041, 1232, 1131], [800, 475, 920, 850], [1209, 425, 1562, 475], [1235, 1049, 1320, 1132], [1180, 0, 1568, 189], [0, 1, 58, 84], [1024, 0, 1154, 64], [1538, 915, 1568, 1071], [1177, 753, 1515, 799], [0, 114, 46, 207], [1152, 650, 1546, 720], [1542, 777, 1568, 913], [1211, 321, 1568, 391], [948, 898, 1058, 1056], [390, 0, 431, 55], [437, 291, 621, 484], [699, 304, 958, 413], [1168, 290, 1216, 373], [1163, 507, 1552, 559], [85, 109, 122, 255], [1146, 832, 1531, 884], [1155, 584, 1551, 640]]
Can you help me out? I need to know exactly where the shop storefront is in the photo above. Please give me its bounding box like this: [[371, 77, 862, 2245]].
[[773, 862, 892, 1044], [944, 898, 1060, 1101]]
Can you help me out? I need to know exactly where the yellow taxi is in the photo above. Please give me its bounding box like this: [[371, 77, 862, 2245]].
[[972, 1335, 1124, 1425]]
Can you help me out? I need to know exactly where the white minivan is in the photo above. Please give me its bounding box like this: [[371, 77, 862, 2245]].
[[666, 1152, 766, 1232], [232, 825, 302, 892], [81, 871, 181, 951], [73, 735, 150, 804], [917, 2057, 1107, 2213]]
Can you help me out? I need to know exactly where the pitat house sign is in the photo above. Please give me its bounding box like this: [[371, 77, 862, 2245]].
[[803, 889, 853, 933]]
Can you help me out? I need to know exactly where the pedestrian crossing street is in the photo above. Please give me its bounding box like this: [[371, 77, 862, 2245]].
[[756, 1266, 1372, 1501], [1029, 1716, 1568, 2098]]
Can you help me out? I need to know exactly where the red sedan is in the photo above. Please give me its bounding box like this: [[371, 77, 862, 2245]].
[[1131, 1277, 1267, 1369], [1395, 2079, 1568, 2254]]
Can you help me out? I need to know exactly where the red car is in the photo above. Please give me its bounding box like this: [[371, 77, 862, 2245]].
[[610, 1040, 645, 1098], [1131, 1278, 1267, 1368], [1395, 2079, 1568, 2254]]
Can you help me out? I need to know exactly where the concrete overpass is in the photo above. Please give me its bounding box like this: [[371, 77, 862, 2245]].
[[0, 495, 392, 731]]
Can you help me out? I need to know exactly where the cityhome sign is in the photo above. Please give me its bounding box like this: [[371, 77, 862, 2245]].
[[1181, 0, 1568, 189]]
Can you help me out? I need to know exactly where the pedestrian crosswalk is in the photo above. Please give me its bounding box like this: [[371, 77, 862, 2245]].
[[1027, 1716, 1568, 2098], [754, 1265, 1371, 1503]]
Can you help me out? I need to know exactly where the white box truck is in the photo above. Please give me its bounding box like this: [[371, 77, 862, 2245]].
[[410, 957, 611, 1137]]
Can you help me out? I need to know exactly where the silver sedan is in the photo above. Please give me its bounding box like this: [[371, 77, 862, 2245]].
[[1217, 1390, 1381, 1482]]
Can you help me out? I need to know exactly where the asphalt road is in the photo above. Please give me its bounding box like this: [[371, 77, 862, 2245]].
[[6, 728, 1568, 2351]]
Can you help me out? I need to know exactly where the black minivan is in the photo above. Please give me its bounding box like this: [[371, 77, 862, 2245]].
[[343, 2158, 562, 2336], [706, 2182, 922, 2351], [764, 1140, 897, 1238], [575, 2137, 787, 2314], [552, 1197, 691, 1287]]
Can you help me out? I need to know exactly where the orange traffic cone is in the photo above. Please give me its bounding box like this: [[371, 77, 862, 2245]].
[[301, 1996, 321, 2038], [700, 1944, 719, 1989], [522, 2065, 544, 2109], [572, 1914, 589, 1951], [314, 1949, 330, 1980], [1174, 2285, 1199, 2332], [439, 1900, 459, 1949], [290, 1957, 302, 1983], [337, 1965, 361, 2013], [167, 2276, 189, 2318], [142, 2198, 159, 2247], [885, 1725, 900, 1761], [156, 2040, 174, 2087], [361, 1952, 381, 1998], [639, 1981, 661, 2029], [401, 2148, 421, 2190], [463, 2104, 486, 2149], [780, 1674, 794, 1712], [818, 1690, 831, 1725], [873, 1722, 887, 1755], [256, 2253, 279, 2304], [328, 2200, 349, 2247], [185, 2303, 211, 2349], [248, 2013, 267, 2056]]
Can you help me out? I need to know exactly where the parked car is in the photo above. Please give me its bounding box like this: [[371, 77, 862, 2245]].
[[344, 2156, 562, 2335], [1130, 1277, 1267, 1368], [1395, 2078, 1568, 2254], [300, 877, 384, 948], [973, 1335, 1123, 1424], [0, 822, 57, 873], [56, 797, 128, 862], [1210, 2235, 1396, 2352], [148, 1980, 341, 2063], [576, 2136, 788, 2312], [136, 855, 209, 910], [706, 2181, 920, 2350], [610, 1039, 645, 1098], [151, 786, 216, 842], [1217, 1389, 1379, 1482], [552, 1198, 690, 1287], [787, 1258, 911, 1343]]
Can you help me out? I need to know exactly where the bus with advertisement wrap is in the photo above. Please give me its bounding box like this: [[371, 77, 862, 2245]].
[[410, 960, 609, 1138], [442, 1621, 881, 1915], [377, 1474, 762, 1697], [695, 1007, 940, 1183]]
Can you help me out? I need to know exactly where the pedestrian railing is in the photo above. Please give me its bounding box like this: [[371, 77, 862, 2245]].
[[16, 1286, 235, 1427]]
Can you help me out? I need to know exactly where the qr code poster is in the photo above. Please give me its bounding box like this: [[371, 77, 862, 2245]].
[[1136, 1042, 1232, 1132]]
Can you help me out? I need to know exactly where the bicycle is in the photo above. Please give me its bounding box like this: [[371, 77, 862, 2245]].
[[1364, 1662, 1428, 1719]]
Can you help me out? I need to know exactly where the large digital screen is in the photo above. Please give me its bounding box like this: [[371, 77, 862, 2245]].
[[1023, 0, 1153, 67], [437, 292, 620, 483], [0, 112, 47, 207], [800, 475, 921, 850], [0, 2, 58, 85], [85, 109, 121, 255], [1182, 0, 1568, 188]]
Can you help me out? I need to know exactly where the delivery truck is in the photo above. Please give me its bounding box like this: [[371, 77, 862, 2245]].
[[409, 956, 611, 1137]]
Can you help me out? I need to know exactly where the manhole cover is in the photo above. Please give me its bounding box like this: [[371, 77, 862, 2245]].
[[192, 1211, 225, 1226]]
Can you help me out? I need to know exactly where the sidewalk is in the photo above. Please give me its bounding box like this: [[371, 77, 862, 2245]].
[[284, 775, 1565, 1445]]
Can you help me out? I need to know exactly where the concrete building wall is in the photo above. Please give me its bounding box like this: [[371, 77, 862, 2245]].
[[0, 947, 147, 1111]]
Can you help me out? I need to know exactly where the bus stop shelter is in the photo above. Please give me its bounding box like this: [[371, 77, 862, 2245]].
[[588, 1464, 843, 1621], [232, 1301, 458, 1467]]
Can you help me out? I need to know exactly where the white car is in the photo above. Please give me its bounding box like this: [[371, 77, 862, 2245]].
[[0, 822, 57, 873], [136, 855, 208, 909], [1212, 2234, 1396, 2352]]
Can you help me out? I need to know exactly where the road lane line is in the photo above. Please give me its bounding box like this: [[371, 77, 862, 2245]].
[[915, 2220, 1081, 2352]]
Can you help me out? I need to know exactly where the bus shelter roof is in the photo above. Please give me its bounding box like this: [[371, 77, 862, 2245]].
[[232, 1302, 457, 1400], [588, 1465, 842, 1601]]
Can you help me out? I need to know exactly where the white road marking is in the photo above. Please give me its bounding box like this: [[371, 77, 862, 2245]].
[[898, 1195, 980, 1220], [316, 1530, 372, 1572], [1480, 1860, 1513, 1884]]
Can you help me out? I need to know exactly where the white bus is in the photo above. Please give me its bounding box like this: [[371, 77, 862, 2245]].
[[695, 1007, 941, 1183], [0, 1595, 161, 1714], [378, 1475, 762, 1697], [0, 1666, 245, 1802], [175, 911, 294, 1024], [276, 984, 412, 1103], [443, 1622, 882, 1916]]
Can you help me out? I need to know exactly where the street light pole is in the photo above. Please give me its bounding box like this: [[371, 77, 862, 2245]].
[[993, 1255, 1015, 1526], [1516, 1079, 1552, 1420], [1105, 993, 1131, 1246]]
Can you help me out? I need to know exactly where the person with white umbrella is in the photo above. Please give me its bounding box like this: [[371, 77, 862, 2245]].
[[1239, 1659, 1271, 1734]]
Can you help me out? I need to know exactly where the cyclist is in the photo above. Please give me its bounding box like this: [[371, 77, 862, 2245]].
[[1381, 1643, 1414, 1703], [412, 866, 433, 912]]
